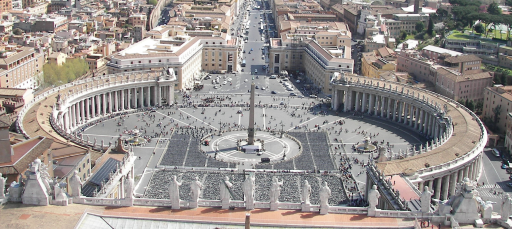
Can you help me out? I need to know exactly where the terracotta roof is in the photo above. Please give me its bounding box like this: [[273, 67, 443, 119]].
[[444, 54, 481, 63], [436, 67, 492, 82], [0, 136, 53, 175]]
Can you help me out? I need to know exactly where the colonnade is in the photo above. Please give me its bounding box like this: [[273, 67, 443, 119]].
[[333, 89, 446, 141], [416, 154, 482, 200], [58, 85, 174, 133]]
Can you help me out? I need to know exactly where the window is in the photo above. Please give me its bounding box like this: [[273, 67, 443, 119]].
[[212, 64, 215, 66]]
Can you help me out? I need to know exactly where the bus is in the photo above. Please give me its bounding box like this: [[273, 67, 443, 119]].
[[241, 59, 246, 67]]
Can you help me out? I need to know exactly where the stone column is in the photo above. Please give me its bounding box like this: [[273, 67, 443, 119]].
[[109, 92, 113, 113], [374, 95, 379, 116], [355, 92, 360, 112], [168, 86, 173, 105], [418, 181, 424, 193], [409, 105, 414, 127], [434, 177, 441, 200], [449, 171, 458, 197], [398, 101, 403, 123], [80, 100, 85, 123], [157, 86, 162, 105], [147, 86, 152, 107], [362, 93, 367, 113], [392, 100, 397, 121], [114, 90, 119, 111], [248, 83, 256, 144], [96, 95, 100, 116], [121, 89, 125, 110], [62, 112, 67, 132], [442, 175, 450, 200], [139, 87, 144, 108], [380, 96, 385, 117], [387, 98, 392, 119], [428, 180, 433, 190], [85, 98, 90, 120], [153, 86, 157, 106], [457, 169, 464, 182]]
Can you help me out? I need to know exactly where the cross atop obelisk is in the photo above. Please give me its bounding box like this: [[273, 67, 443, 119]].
[[247, 83, 256, 145]]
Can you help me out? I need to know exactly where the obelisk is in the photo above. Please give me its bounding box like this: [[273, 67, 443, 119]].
[[248, 83, 255, 145]]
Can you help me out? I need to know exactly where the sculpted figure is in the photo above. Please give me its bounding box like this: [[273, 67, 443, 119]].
[[190, 176, 203, 203], [69, 170, 83, 197], [302, 180, 311, 204], [319, 182, 331, 208], [368, 185, 381, 209], [0, 173, 5, 199], [220, 176, 233, 203], [420, 186, 433, 213], [270, 176, 283, 203], [169, 175, 182, 208], [243, 173, 255, 209], [502, 193, 512, 220]]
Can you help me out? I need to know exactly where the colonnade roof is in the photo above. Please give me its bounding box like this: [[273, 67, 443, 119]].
[[332, 74, 484, 176]]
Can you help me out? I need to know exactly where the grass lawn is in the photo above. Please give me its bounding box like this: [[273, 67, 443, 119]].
[[447, 31, 472, 40]]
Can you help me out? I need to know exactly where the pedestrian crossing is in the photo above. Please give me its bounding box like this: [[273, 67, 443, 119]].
[[478, 184, 506, 189], [475, 183, 508, 198]]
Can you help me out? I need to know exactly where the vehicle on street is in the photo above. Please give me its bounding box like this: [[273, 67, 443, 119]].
[[270, 75, 277, 79], [298, 95, 304, 98], [493, 148, 501, 157], [282, 78, 288, 81], [245, 79, 248, 82], [255, 85, 259, 89], [271, 91, 277, 94], [280, 101, 285, 105], [508, 183, 512, 188], [251, 48, 253, 51], [296, 80, 300, 83], [222, 81, 227, 85], [310, 95, 317, 98], [290, 93, 297, 96], [503, 163, 509, 169], [255, 69, 258, 74], [214, 85, 219, 89]]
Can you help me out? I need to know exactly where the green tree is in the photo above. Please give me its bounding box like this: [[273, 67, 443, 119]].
[[148, 0, 158, 5], [427, 17, 434, 36], [467, 100, 476, 111], [474, 23, 485, 33], [488, 2, 502, 15], [493, 104, 502, 124], [415, 21, 425, 33], [507, 0, 512, 6], [12, 28, 23, 35], [43, 58, 89, 87], [399, 30, 408, 40]]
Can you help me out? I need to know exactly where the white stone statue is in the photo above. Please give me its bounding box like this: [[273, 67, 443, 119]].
[[270, 176, 283, 203], [124, 176, 134, 199], [0, 173, 6, 199], [302, 180, 311, 205], [368, 185, 380, 210], [54, 183, 68, 202], [502, 193, 512, 220], [220, 176, 233, 206], [69, 170, 83, 197], [190, 176, 203, 203], [169, 175, 182, 209], [243, 173, 255, 209], [420, 186, 433, 213], [319, 182, 331, 210]]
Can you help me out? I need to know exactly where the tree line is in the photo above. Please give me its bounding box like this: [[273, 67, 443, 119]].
[[42, 58, 89, 88]]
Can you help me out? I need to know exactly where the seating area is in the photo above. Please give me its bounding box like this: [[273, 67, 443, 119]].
[[256, 132, 334, 171], [144, 170, 347, 205], [159, 134, 230, 168]]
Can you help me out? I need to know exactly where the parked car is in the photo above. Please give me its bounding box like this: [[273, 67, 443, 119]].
[[290, 93, 297, 96], [271, 91, 277, 94]]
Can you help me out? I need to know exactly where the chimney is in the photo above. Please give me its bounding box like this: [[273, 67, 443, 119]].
[[377, 13, 382, 26], [414, 0, 421, 14]]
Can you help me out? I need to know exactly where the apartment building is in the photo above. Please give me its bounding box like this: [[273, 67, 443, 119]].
[[435, 67, 492, 101], [269, 37, 354, 93], [128, 13, 147, 28], [396, 49, 440, 84], [200, 37, 238, 73], [498, 45, 512, 69], [361, 47, 396, 79], [484, 86, 512, 134], [0, 0, 12, 14], [0, 46, 44, 89], [421, 45, 462, 61], [443, 38, 502, 65]]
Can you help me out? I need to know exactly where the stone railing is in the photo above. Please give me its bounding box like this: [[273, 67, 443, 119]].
[[367, 162, 407, 211]]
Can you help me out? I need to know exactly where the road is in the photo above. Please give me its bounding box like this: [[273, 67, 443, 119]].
[[477, 148, 512, 213]]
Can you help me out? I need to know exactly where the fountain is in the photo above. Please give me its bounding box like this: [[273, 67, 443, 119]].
[[126, 129, 146, 146], [355, 136, 377, 153]]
